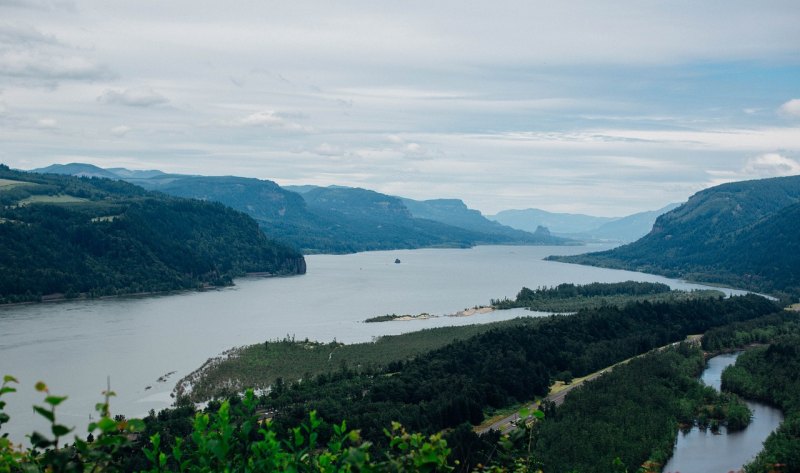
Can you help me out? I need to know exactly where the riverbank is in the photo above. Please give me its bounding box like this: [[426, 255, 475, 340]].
[[663, 352, 784, 473], [0, 271, 305, 308]]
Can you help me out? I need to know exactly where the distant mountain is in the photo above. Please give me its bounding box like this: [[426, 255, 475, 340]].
[[297, 186, 570, 249], [32, 163, 119, 179], [305, 187, 412, 222], [550, 175, 800, 296], [0, 164, 305, 304], [489, 208, 616, 234], [490, 204, 679, 242], [127, 174, 308, 222], [106, 167, 166, 179], [32, 164, 572, 253], [283, 184, 349, 194], [573, 203, 681, 242], [400, 198, 557, 243]]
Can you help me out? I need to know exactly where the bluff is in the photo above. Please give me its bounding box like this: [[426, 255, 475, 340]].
[[550, 175, 800, 296]]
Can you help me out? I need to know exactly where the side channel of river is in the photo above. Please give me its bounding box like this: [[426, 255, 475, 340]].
[[662, 353, 784, 473]]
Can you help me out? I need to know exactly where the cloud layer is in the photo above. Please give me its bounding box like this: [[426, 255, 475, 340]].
[[1, 1, 799, 215]]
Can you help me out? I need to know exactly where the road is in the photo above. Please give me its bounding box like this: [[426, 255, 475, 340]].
[[476, 335, 702, 435]]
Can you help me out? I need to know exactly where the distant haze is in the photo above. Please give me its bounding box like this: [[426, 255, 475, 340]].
[[2, 1, 799, 215]]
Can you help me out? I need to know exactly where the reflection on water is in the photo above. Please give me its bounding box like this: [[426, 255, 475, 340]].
[[662, 353, 783, 473]]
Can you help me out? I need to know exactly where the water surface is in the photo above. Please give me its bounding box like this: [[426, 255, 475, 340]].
[[0, 245, 743, 444], [662, 353, 784, 473]]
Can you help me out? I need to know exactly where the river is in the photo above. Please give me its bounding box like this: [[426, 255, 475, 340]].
[[662, 352, 784, 473], [0, 245, 743, 445]]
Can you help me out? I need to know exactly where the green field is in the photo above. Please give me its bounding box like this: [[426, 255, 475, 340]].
[[0, 178, 37, 189], [17, 194, 89, 205], [174, 317, 535, 401]]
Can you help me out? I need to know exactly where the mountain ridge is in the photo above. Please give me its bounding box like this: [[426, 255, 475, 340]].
[[550, 175, 800, 296], [30, 163, 573, 253]]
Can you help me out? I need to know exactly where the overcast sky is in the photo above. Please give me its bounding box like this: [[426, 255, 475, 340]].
[[1, 1, 799, 216]]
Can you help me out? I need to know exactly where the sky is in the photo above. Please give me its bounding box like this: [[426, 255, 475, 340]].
[[1, 1, 799, 216]]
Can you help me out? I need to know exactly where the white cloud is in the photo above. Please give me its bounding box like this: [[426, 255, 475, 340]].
[[98, 87, 168, 107], [110, 125, 131, 137], [743, 153, 800, 177], [779, 99, 800, 118], [36, 117, 57, 128], [314, 142, 340, 156], [238, 110, 311, 132]]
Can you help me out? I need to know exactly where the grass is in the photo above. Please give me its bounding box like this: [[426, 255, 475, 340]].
[[175, 318, 536, 402], [17, 194, 89, 205], [0, 178, 37, 189]]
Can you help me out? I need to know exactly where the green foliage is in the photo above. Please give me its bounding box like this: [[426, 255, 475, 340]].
[[550, 175, 800, 297], [0, 379, 455, 473], [0, 166, 305, 303], [490, 281, 721, 312]]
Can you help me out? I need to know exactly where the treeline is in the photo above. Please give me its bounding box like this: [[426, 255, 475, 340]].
[[254, 295, 775, 445], [722, 336, 800, 472], [0, 166, 305, 303], [491, 281, 719, 312], [534, 345, 751, 473], [702, 310, 800, 352]]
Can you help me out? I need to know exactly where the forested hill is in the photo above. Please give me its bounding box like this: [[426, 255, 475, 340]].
[[33, 164, 571, 253], [0, 165, 305, 304], [550, 175, 800, 296], [400, 197, 554, 243]]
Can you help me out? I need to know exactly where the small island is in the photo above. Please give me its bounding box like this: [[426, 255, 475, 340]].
[[364, 312, 434, 323]]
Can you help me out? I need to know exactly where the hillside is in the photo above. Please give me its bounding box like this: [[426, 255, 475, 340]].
[[130, 175, 512, 252], [551, 175, 800, 295], [400, 197, 551, 242], [0, 165, 305, 304], [33, 164, 571, 252]]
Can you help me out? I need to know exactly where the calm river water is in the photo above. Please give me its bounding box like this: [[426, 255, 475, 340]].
[[662, 353, 784, 473], [0, 245, 743, 444]]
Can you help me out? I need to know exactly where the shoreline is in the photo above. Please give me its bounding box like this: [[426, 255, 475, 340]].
[[365, 306, 496, 323], [0, 271, 300, 308]]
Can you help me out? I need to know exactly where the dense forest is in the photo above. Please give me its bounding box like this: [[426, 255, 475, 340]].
[[490, 281, 721, 312], [0, 165, 305, 303], [550, 175, 800, 297]]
